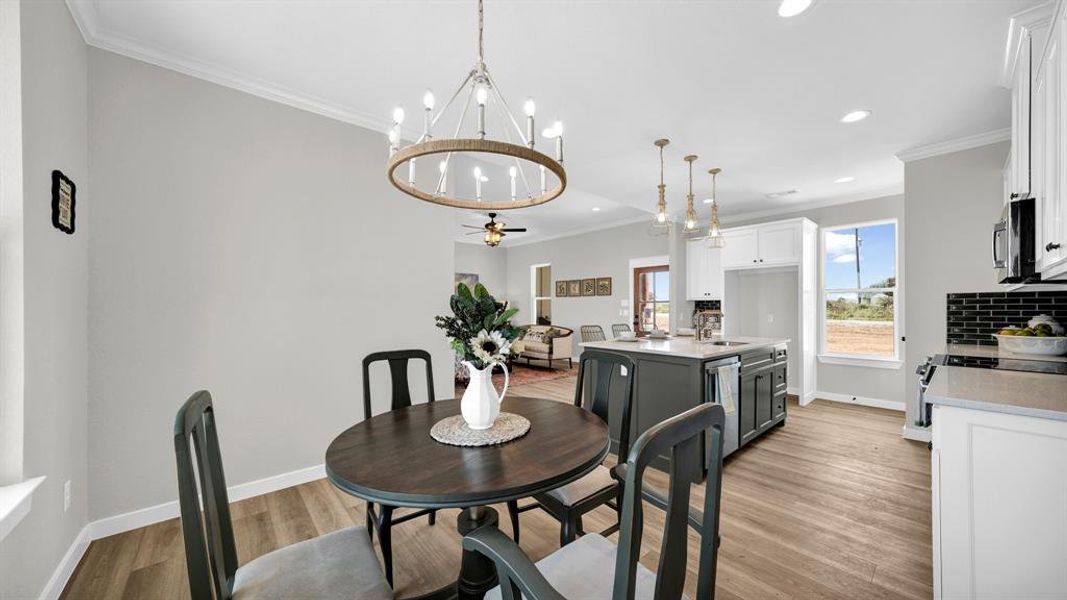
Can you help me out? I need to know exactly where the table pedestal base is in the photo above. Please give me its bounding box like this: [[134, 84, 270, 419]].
[[402, 506, 500, 600]]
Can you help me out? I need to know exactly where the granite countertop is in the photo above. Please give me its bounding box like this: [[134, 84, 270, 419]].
[[580, 335, 789, 360], [926, 365, 1067, 421], [941, 342, 1067, 364]]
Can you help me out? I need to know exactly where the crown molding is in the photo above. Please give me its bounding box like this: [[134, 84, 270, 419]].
[[496, 212, 655, 248], [1000, 1, 1057, 87], [64, 0, 393, 134], [894, 128, 1011, 163]]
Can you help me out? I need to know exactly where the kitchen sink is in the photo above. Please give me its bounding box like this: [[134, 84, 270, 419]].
[[706, 340, 748, 346]]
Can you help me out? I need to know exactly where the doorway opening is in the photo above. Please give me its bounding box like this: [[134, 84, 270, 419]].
[[633, 263, 670, 335]]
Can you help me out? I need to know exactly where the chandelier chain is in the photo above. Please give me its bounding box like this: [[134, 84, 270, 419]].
[[478, 0, 485, 64]]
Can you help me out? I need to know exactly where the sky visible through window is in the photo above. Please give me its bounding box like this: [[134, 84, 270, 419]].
[[824, 222, 896, 289]]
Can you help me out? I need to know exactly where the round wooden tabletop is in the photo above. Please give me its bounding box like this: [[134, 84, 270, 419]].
[[325, 396, 610, 509]]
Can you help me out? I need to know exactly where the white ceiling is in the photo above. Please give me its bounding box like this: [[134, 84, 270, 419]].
[[70, 0, 1038, 245]]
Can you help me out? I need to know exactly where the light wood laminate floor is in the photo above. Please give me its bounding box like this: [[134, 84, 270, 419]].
[[62, 371, 932, 599]]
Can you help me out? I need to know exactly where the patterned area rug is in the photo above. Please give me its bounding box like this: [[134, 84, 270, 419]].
[[455, 363, 576, 393]]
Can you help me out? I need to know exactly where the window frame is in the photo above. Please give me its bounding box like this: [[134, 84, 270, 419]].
[[530, 263, 551, 325], [817, 218, 901, 367]]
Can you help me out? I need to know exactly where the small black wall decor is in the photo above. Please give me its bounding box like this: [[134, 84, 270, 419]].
[[51, 170, 76, 234]]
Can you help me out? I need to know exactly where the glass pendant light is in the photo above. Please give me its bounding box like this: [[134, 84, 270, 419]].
[[648, 139, 672, 236], [706, 167, 725, 248], [683, 154, 698, 231]]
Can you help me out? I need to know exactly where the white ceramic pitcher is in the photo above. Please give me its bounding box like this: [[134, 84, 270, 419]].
[[460, 361, 509, 430]]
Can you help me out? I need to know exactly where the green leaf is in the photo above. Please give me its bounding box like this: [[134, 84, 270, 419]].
[[456, 282, 473, 300], [494, 307, 518, 326], [473, 282, 490, 299]]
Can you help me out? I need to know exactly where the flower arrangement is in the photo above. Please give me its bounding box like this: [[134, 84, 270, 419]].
[[435, 282, 521, 369]]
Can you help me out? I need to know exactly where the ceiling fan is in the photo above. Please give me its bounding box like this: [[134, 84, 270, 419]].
[[462, 213, 527, 247]]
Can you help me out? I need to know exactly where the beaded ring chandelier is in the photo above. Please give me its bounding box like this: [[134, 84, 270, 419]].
[[385, 0, 566, 210]]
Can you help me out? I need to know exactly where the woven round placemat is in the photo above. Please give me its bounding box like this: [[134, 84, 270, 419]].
[[430, 412, 531, 447]]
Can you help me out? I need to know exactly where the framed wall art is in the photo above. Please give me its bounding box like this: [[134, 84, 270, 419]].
[[566, 280, 581, 296], [555, 280, 568, 297], [596, 277, 612, 296], [581, 278, 596, 297], [51, 170, 76, 234]]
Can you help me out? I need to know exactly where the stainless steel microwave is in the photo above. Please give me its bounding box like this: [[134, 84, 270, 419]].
[[993, 197, 1035, 284]]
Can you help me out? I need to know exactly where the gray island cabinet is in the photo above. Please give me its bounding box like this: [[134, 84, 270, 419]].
[[581, 336, 789, 481]]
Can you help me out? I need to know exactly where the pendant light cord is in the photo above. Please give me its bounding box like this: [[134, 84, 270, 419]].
[[478, 0, 485, 64]]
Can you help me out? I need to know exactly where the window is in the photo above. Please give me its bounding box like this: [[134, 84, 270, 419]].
[[820, 221, 898, 362], [531, 264, 551, 325]]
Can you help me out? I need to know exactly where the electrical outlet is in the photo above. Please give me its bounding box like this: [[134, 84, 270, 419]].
[[767, 313, 775, 324], [63, 480, 71, 512]]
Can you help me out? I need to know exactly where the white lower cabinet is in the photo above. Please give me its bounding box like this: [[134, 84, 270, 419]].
[[932, 405, 1067, 599], [686, 239, 722, 300]]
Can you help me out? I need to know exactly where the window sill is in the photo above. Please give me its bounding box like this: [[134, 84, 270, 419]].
[[818, 354, 903, 369], [0, 476, 45, 541]]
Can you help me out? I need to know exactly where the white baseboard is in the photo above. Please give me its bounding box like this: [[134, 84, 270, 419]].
[[44, 464, 326, 598], [814, 390, 905, 412], [902, 424, 932, 442], [39, 525, 89, 600], [88, 464, 325, 540]]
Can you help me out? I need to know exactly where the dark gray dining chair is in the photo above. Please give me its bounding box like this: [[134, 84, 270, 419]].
[[174, 391, 392, 600], [362, 349, 438, 586], [467, 402, 726, 600], [506, 350, 636, 546], [611, 323, 632, 338], [580, 325, 607, 343]]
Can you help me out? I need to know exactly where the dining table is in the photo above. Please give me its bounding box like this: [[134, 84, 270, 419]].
[[325, 395, 610, 600]]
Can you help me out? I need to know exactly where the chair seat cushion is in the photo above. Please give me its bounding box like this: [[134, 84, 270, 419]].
[[233, 525, 392, 600], [540, 464, 617, 506], [485, 533, 669, 600]]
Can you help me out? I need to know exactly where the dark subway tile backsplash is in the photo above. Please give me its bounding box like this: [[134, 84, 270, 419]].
[[946, 291, 1067, 345]]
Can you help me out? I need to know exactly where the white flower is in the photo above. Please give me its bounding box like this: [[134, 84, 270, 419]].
[[470, 329, 511, 365]]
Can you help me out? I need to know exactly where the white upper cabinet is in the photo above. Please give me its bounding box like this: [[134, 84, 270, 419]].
[[720, 228, 759, 268], [756, 221, 801, 265], [1006, 2, 1067, 281], [720, 221, 802, 269], [685, 239, 723, 300], [1010, 30, 1032, 200]]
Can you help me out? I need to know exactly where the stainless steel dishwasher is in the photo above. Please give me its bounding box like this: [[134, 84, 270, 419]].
[[705, 355, 740, 459]]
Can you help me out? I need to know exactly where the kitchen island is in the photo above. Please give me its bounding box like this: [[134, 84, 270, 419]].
[[581, 335, 789, 481]]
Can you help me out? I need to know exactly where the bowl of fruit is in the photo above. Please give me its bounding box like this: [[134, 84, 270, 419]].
[[993, 321, 1067, 356]]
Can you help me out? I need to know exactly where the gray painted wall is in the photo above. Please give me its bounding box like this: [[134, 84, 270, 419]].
[[730, 268, 801, 387], [718, 194, 906, 404], [505, 221, 668, 350], [454, 241, 508, 299], [903, 141, 1008, 426], [0, 1, 90, 597], [86, 49, 455, 520]]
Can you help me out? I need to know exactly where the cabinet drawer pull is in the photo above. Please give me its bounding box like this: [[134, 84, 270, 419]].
[[1047, 242, 1063, 252]]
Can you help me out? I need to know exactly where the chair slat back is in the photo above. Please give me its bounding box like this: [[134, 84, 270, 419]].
[[611, 323, 632, 338], [574, 350, 637, 464], [174, 390, 238, 600], [362, 349, 435, 419], [612, 403, 726, 600], [579, 325, 606, 343]]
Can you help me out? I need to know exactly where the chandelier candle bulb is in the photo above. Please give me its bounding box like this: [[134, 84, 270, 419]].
[[388, 128, 400, 156], [540, 165, 546, 195], [408, 158, 416, 187], [509, 166, 517, 200], [437, 160, 448, 195], [524, 98, 536, 148]]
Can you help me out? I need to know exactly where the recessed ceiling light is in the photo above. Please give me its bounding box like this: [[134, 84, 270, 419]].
[[840, 110, 871, 123], [592, 207, 601, 212], [778, 0, 813, 17], [834, 177, 855, 184], [703, 198, 714, 204]]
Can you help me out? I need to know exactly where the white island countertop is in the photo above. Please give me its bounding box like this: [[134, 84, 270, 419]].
[[926, 365, 1067, 421], [580, 335, 789, 360]]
